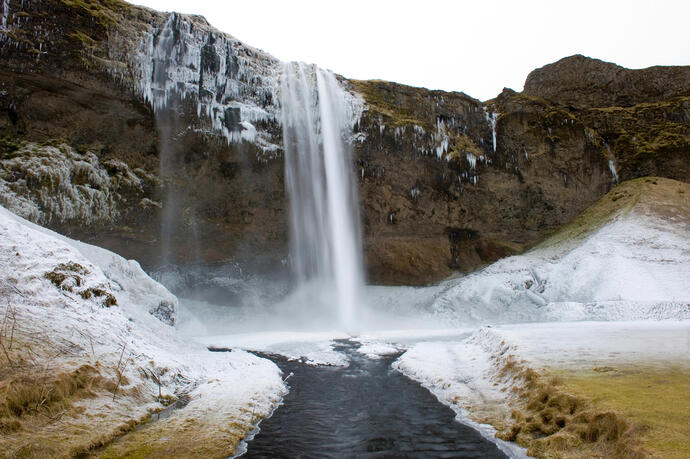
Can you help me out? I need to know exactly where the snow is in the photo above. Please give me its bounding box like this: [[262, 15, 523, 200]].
[[1, 0, 9, 30], [0, 143, 140, 225], [0, 204, 286, 448], [356, 342, 401, 359], [125, 12, 363, 153], [485, 320, 690, 369], [198, 330, 350, 366], [429, 212, 690, 325]]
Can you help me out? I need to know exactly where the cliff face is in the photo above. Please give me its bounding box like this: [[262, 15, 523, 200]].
[[1, 1, 688, 285]]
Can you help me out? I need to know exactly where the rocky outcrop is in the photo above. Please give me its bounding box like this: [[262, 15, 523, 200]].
[[524, 54, 690, 108], [0, 0, 287, 272], [1, 1, 688, 285], [352, 81, 612, 284]]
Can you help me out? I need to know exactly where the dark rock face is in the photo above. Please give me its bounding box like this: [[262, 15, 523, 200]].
[[524, 54, 690, 107], [1, 3, 687, 285], [0, 0, 287, 272], [351, 81, 612, 284]]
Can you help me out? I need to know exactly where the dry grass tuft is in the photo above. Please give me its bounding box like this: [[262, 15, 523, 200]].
[[0, 364, 106, 433], [44, 262, 117, 307], [492, 356, 649, 458]]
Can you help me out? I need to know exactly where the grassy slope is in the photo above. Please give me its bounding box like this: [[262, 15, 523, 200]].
[[558, 366, 690, 459], [537, 176, 689, 251], [481, 177, 690, 458]]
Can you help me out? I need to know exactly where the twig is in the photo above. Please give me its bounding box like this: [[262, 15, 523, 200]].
[[0, 338, 13, 367], [146, 368, 163, 400], [0, 301, 14, 367], [8, 302, 16, 351], [112, 342, 128, 401]]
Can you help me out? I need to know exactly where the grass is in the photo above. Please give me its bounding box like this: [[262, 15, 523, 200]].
[[558, 365, 690, 459], [0, 364, 105, 432], [94, 412, 257, 459], [351, 79, 431, 128], [536, 177, 646, 249], [59, 0, 131, 28], [0, 311, 156, 458], [484, 355, 648, 458]]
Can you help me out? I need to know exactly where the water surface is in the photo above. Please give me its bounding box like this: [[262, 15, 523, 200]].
[[242, 339, 507, 458]]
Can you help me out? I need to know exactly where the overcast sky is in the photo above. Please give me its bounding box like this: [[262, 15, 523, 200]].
[[130, 0, 690, 101]]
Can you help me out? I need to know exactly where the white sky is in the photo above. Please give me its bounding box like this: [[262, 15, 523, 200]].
[[130, 0, 690, 101]]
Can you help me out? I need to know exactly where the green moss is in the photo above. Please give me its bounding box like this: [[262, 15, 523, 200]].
[[0, 136, 21, 160], [583, 96, 690, 171], [59, 0, 131, 28], [445, 133, 482, 161], [351, 79, 431, 129], [68, 30, 98, 47], [537, 177, 648, 248]]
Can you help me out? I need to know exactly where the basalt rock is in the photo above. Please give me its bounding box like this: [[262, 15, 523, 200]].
[[1, 1, 688, 285], [524, 54, 690, 108]]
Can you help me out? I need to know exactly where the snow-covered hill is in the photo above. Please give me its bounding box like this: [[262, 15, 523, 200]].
[[428, 177, 690, 324], [0, 205, 285, 457], [391, 177, 690, 458]]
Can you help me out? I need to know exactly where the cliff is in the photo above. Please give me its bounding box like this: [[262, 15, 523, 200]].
[[1, 0, 688, 285]]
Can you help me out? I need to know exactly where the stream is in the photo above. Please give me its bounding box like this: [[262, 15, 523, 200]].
[[240, 339, 507, 458]]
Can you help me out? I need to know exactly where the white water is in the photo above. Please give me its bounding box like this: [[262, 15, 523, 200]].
[[280, 62, 364, 330]]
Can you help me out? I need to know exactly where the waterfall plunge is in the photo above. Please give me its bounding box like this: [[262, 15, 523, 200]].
[[281, 62, 364, 330]]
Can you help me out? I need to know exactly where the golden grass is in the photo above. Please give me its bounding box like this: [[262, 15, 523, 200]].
[[481, 355, 649, 458], [557, 365, 690, 459], [0, 364, 104, 428], [94, 413, 258, 459], [0, 317, 155, 458], [538, 176, 689, 250]]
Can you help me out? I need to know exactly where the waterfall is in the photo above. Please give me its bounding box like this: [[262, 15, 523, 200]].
[[280, 62, 364, 330]]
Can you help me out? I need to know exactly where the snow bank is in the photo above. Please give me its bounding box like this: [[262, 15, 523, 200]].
[[394, 319, 690, 458], [393, 336, 529, 458], [199, 330, 351, 366], [0, 204, 285, 454], [430, 213, 690, 325]]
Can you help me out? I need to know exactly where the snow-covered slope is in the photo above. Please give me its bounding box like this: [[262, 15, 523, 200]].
[[429, 177, 690, 324], [389, 177, 689, 458], [0, 205, 285, 456]]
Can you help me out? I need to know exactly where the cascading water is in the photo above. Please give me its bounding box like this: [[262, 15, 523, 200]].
[[280, 62, 364, 330]]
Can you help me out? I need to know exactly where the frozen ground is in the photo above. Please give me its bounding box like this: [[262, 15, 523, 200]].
[[2, 179, 688, 456], [428, 213, 689, 325], [184, 179, 689, 457], [0, 205, 285, 456]]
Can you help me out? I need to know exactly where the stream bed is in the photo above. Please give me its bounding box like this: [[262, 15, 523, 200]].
[[241, 339, 507, 458]]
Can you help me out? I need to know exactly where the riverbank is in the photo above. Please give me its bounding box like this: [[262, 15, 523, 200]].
[[394, 321, 689, 458], [0, 206, 285, 458]]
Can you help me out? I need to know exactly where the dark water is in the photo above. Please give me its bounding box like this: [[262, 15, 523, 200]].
[[241, 340, 507, 458]]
